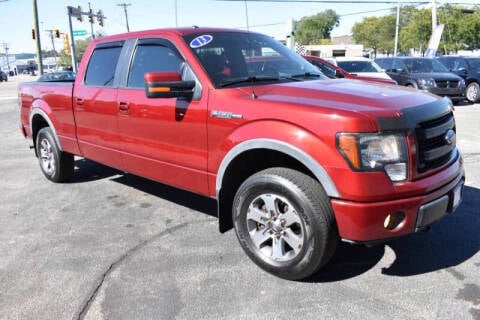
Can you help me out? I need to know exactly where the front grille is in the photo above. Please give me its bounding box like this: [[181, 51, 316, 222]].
[[415, 111, 456, 173], [436, 80, 459, 88]]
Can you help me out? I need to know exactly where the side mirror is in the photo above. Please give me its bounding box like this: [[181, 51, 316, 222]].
[[335, 69, 345, 78], [144, 71, 195, 100]]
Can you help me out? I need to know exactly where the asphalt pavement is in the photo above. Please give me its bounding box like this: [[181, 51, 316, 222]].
[[0, 75, 479, 320]]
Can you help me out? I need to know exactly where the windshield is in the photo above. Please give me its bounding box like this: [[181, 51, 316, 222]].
[[183, 32, 325, 88], [467, 58, 480, 72], [404, 58, 449, 73], [337, 60, 382, 73]]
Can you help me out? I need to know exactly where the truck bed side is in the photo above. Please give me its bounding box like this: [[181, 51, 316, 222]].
[[19, 81, 80, 155]]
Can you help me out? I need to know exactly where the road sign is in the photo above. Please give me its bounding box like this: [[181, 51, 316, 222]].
[[72, 30, 87, 36]]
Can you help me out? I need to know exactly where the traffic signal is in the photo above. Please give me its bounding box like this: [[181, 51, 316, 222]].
[[31, 28, 36, 39], [77, 6, 83, 22], [55, 29, 60, 38], [97, 10, 104, 27], [88, 9, 94, 23], [63, 34, 71, 55]]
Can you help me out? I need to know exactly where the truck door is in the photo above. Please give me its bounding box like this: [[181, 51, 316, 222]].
[[116, 38, 209, 195], [73, 41, 125, 169]]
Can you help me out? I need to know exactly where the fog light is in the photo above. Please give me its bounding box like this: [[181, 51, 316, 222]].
[[384, 211, 406, 230]]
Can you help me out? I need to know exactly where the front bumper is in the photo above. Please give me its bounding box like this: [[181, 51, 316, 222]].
[[331, 169, 465, 243], [425, 87, 465, 101]]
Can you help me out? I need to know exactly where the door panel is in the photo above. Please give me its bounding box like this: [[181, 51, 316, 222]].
[[117, 40, 209, 195], [74, 43, 124, 169]]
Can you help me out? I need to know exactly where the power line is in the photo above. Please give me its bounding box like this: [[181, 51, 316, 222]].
[[218, 0, 429, 3]]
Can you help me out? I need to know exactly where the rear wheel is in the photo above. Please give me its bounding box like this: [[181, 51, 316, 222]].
[[466, 82, 479, 103], [36, 127, 74, 182], [233, 168, 338, 280]]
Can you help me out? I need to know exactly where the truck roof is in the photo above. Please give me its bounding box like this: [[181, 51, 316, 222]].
[[91, 27, 251, 44]]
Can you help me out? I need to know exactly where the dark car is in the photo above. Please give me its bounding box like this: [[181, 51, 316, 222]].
[[304, 55, 397, 85], [0, 70, 8, 82], [436, 56, 480, 103], [37, 71, 76, 82], [375, 57, 465, 102]]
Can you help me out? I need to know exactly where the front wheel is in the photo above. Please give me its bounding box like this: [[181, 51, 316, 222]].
[[466, 82, 480, 103], [233, 168, 338, 280], [36, 127, 74, 182]]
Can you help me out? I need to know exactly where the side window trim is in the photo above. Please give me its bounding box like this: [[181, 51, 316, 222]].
[[123, 37, 202, 100], [83, 41, 125, 88]]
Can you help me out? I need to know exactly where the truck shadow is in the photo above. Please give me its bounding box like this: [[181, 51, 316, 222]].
[[111, 173, 218, 218], [306, 185, 480, 283], [70, 159, 122, 183], [70, 159, 217, 217], [69, 160, 479, 282]]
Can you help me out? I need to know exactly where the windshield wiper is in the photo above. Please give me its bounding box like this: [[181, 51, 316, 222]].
[[220, 75, 280, 88], [286, 72, 323, 80]]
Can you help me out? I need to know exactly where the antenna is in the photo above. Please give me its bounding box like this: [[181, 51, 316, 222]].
[[244, 0, 250, 31], [244, 0, 258, 99]]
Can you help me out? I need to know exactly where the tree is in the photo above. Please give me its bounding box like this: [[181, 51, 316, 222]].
[[57, 31, 105, 69], [295, 10, 340, 45], [351, 4, 480, 56], [399, 8, 431, 54], [41, 49, 58, 58], [352, 15, 395, 57]]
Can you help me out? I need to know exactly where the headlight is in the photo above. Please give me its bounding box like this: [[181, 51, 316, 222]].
[[417, 78, 436, 89], [337, 133, 408, 182]]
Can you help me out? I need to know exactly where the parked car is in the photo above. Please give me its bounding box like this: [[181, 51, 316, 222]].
[[304, 55, 397, 85], [37, 71, 76, 82], [334, 57, 393, 80], [0, 70, 8, 82], [375, 57, 466, 102], [436, 56, 480, 103]]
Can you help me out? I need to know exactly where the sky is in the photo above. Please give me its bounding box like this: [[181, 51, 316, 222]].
[[0, 0, 478, 54]]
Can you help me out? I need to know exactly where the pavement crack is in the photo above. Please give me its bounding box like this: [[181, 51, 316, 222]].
[[75, 218, 213, 320]]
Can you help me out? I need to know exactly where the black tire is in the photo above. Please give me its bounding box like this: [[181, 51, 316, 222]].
[[35, 127, 74, 182], [466, 82, 480, 103], [233, 167, 338, 280]]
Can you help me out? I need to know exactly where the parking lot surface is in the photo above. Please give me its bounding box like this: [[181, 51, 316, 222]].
[[1, 75, 479, 320]]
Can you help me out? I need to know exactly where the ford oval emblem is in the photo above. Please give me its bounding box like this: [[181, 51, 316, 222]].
[[444, 129, 455, 145], [190, 35, 213, 48]]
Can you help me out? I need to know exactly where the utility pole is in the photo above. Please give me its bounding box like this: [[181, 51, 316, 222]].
[[45, 30, 58, 65], [394, 0, 400, 56], [431, 0, 437, 31], [174, 0, 178, 27], [1, 42, 10, 72], [33, 0, 44, 75], [88, 2, 95, 39], [117, 3, 131, 32]]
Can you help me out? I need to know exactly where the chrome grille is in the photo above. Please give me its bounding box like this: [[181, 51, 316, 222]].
[[436, 80, 459, 88]]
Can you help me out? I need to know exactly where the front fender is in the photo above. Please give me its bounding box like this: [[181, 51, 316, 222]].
[[213, 120, 342, 198]]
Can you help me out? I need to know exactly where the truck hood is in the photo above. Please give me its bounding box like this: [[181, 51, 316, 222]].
[[250, 79, 439, 117]]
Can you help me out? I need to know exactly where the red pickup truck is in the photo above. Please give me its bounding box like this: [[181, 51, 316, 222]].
[[19, 27, 465, 280]]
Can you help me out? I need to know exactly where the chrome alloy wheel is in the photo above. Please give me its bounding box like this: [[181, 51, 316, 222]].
[[39, 138, 56, 176], [466, 82, 479, 102], [246, 193, 304, 262]]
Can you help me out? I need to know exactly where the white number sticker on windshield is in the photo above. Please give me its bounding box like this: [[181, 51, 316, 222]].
[[190, 35, 213, 48]]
